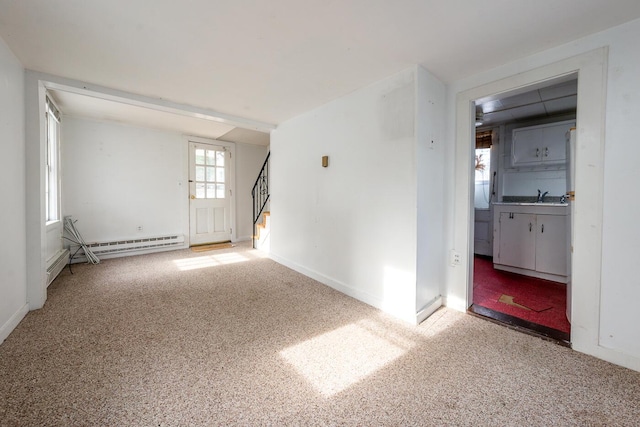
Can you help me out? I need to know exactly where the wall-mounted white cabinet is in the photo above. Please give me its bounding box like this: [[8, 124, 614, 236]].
[[511, 120, 574, 167], [493, 203, 569, 283]]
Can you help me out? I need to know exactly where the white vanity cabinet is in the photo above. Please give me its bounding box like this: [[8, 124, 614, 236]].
[[493, 203, 569, 283], [496, 212, 536, 271], [511, 120, 574, 167]]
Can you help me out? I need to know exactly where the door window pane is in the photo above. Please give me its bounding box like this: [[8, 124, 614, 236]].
[[195, 183, 205, 199], [216, 167, 225, 183], [206, 166, 215, 182], [216, 184, 225, 199], [195, 166, 205, 181], [216, 151, 225, 167], [206, 183, 216, 198], [206, 150, 216, 165], [195, 149, 205, 165]]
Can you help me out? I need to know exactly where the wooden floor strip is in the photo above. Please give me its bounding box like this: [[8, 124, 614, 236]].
[[190, 242, 234, 252], [468, 304, 571, 347]]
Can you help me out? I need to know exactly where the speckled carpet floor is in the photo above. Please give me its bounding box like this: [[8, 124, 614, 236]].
[[1, 242, 639, 426]]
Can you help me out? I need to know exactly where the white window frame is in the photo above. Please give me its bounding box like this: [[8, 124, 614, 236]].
[[474, 146, 491, 209], [45, 95, 61, 225]]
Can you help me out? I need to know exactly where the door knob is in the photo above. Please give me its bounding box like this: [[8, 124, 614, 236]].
[[190, 195, 196, 199]]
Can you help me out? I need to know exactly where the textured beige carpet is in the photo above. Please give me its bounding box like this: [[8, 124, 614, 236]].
[[1, 242, 639, 426]]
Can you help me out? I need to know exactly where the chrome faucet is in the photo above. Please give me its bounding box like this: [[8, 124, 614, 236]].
[[537, 189, 549, 203]]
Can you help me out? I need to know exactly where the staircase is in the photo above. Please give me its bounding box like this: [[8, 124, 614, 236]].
[[253, 211, 270, 251], [252, 152, 270, 250]]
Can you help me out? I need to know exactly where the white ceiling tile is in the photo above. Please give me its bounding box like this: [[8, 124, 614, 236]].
[[539, 81, 578, 101], [499, 91, 543, 108], [480, 100, 503, 113], [482, 110, 514, 124], [508, 103, 547, 120], [544, 95, 578, 114]]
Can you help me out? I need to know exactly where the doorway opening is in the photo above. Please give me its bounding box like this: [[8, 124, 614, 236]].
[[452, 48, 607, 359], [467, 76, 577, 344], [188, 137, 236, 246]]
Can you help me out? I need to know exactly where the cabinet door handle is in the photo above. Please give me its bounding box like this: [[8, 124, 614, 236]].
[[529, 222, 532, 232], [536, 148, 540, 157], [544, 147, 549, 157], [541, 224, 544, 233]]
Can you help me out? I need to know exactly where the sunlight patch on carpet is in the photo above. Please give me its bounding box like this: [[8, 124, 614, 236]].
[[280, 321, 413, 397], [173, 253, 250, 271]]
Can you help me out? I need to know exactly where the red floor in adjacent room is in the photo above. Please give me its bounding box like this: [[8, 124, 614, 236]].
[[473, 255, 570, 334]]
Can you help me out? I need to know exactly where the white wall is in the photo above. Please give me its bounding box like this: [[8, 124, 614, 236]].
[[501, 170, 566, 198], [271, 66, 444, 323], [415, 66, 446, 315], [0, 37, 28, 343], [445, 18, 640, 369], [234, 142, 269, 241], [597, 20, 640, 359], [62, 117, 188, 243], [61, 116, 267, 248]]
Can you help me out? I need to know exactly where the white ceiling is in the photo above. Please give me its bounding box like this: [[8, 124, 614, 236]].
[[1, 1, 640, 128], [49, 90, 271, 146]]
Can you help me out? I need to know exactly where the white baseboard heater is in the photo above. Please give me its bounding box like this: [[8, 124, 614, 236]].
[[47, 249, 70, 286], [70, 235, 185, 262]]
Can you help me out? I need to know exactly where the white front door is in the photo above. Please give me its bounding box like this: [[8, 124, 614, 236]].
[[189, 142, 231, 245]]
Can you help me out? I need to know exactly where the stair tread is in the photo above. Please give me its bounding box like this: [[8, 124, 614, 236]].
[[254, 211, 270, 240]]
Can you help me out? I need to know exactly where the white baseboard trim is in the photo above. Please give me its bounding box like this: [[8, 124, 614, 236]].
[[0, 303, 28, 345], [47, 248, 70, 287], [572, 335, 640, 373], [269, 252, 386, 313], [444, 296, 467, 313], [416, 296, 443, 324], [269, 252, 428, 325]]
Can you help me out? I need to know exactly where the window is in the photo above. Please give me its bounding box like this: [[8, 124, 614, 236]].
[[194, 147, 226, 199], [45, 96, 61, 222], [474, 130, 492, 209]]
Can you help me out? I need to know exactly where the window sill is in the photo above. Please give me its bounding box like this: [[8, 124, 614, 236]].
[[46, 219, 61, 229]]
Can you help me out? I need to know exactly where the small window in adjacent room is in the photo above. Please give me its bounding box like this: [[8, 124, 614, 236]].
[[45, 96, 61, 223], [474, 130, 492, 209]]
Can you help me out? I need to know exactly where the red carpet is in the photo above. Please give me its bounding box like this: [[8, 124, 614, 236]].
[[473, 256, 570, 333]]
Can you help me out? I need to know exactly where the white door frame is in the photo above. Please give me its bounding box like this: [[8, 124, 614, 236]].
[[452, 48, 610, 362], [185, 136, 236, 245]]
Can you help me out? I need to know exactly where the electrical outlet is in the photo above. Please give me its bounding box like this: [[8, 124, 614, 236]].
[[450, 250, 461, 266], [137, 226, 143, 231]]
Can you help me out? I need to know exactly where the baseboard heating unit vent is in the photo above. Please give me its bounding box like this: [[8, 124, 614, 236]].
[[70, 235, 185, 262], [47, 249, 70, 286]]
